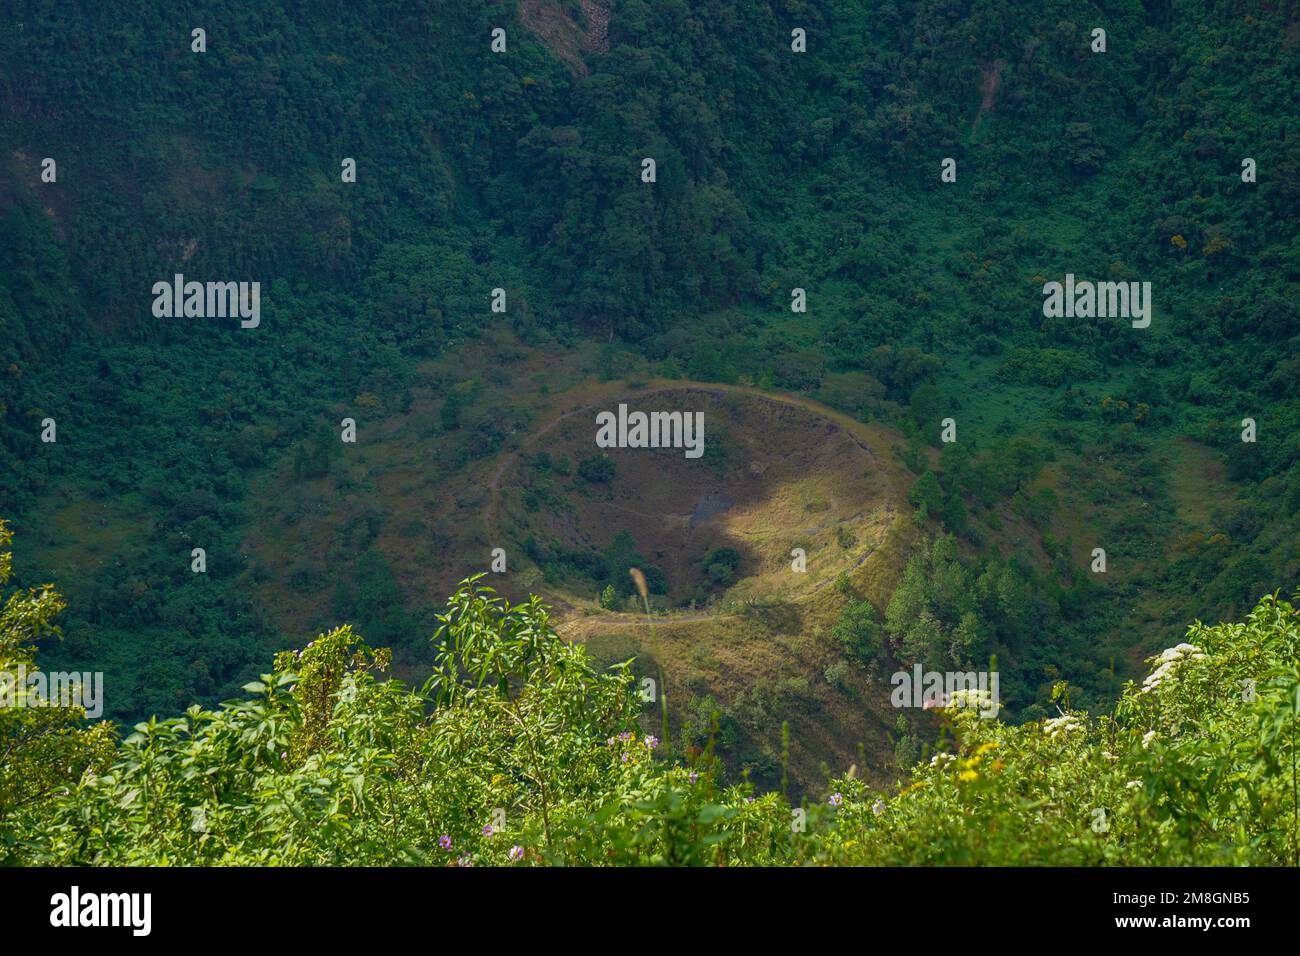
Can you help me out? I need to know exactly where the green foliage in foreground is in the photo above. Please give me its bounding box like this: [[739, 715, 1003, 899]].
[[2, 523, 1297, 866]]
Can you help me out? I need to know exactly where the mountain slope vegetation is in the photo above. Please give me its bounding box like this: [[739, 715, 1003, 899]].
[[0, 1, 1296, 811]]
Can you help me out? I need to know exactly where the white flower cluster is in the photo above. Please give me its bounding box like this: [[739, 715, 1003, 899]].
[[1140, 643, 1206, 694], [947, 687, 999, 717], [1042, 714, 1084, 739], [929, 752, 957, 769]]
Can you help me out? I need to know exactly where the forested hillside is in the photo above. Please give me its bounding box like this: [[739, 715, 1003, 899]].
[[0, 1, 1296, 809]]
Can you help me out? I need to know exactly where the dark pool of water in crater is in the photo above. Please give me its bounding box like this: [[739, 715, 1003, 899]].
[[689, 494, 733, 526]]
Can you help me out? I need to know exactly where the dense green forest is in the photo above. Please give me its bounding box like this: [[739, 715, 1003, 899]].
[[0, 0, 1297, 858]]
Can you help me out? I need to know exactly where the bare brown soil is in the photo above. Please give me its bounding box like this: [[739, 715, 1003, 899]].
[[518, 0, 613, 76]]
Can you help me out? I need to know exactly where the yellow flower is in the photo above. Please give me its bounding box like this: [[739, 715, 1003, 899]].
[[958, 770, 979, 782]]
